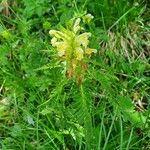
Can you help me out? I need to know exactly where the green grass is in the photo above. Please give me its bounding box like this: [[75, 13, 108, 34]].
[[0, 0, 150, 149]]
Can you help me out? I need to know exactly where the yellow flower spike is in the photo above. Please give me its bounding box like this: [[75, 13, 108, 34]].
[[49, 17, 97, 83]]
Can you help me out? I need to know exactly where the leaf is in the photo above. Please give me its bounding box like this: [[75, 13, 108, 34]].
[[124, 111, 146, 127], [117, 96, 134, 111], [10, 124, 23, 138], [117, 96, 146, 127], [40, 108, 54, 115]]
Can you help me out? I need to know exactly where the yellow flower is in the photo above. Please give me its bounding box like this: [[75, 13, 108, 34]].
[[73, 18, 81, 33], [49, 17, 97, 81], [56, 42, 67, 57], [82, 14, 94, 24], [49, 30, 68, 40], [75, 47, 84, 60], [85, 48, 97, 55], [76, 33, 91, 48], [51, 37, 58, 47], [57, 49, 65, 57], [49, 19, 97, 59]]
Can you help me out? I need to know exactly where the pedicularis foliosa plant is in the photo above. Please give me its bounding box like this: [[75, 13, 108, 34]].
[[49, 15, 96, 84]]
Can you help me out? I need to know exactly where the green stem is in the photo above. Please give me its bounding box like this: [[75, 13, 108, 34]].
[[80, 84, 93, 149], [73, 0, 79, 13]]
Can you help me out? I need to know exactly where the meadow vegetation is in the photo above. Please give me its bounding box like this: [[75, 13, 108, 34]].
[[0, 0, 150, 149]]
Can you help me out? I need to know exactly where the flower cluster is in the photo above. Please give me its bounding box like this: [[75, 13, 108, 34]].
[[49, 17, 96, 83]]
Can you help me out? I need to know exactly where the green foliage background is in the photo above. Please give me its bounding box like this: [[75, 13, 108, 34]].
[[0, 0, 150, 149]]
